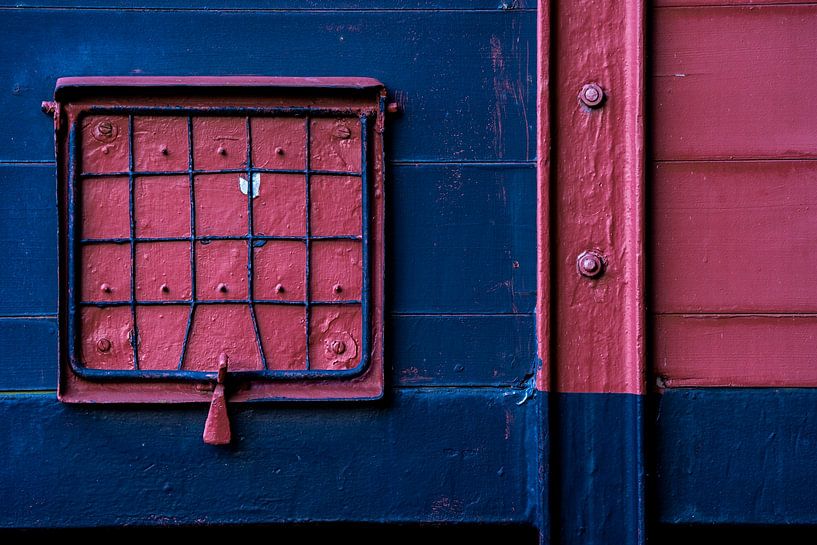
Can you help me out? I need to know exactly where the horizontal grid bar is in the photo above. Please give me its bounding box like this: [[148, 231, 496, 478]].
[[79, 300, 362, 306], [80, 235, 362, 244], [80, 167, 362, 178]]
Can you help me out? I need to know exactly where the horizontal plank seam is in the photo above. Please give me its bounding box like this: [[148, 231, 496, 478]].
[[0, 160, 536, 167], [0, 6, 537, 13], [0, 314, 57, 320], [0, 385, 533, 396]]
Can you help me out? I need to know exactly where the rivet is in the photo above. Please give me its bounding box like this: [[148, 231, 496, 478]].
[[274, 283, 284, 293], [160, 283, 170, 293], [100, 283, 111, 293], [217, 146, 227, 156], [331, 340, 347, 355], [101, 145, 111, 155], [333, 283, 343, 294], [96, 338, 112, 353], [217, 283, 228, 293], [576, 250, 606, 279], [579, 83, 605, 108], [97, 121, 113, 136], [275, 147, 285, 155], [160, 145, 169, 155], [93, 119, 118, 143], [334, 126, 352, 140]]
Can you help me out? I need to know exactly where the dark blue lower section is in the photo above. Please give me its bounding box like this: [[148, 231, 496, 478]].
[[655, 388, 817, 525], [0, 389, 535, 528], [554, 393, 645, 545]]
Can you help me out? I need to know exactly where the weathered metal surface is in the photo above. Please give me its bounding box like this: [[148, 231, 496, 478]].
[[57, 78, 386, 403]]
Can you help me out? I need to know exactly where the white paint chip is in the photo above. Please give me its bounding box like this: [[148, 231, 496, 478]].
[[239, 173, 261, 198]]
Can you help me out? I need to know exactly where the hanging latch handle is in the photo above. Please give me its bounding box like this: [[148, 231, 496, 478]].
[[202, 354, 231, 445]]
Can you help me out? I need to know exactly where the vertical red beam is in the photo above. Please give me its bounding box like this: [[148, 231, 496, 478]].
[[536, 0, 551, 392]]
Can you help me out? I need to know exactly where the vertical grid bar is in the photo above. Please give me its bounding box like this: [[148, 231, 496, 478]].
[[177, 116, 197, 370], [246, 116, 267, 369], [66, 120, 80, 371], [127, 115, 140, 369], [304, 116, 312, 370], [359, 114, 370, 371]]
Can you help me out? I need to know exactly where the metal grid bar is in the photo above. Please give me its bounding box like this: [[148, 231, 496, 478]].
[[68, 105, 372, 382]]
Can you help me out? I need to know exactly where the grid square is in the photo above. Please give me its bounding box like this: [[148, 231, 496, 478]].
[[195, 173, 248, 236], [81, 243, 131, 302], [310, 240, 363, 301], [135, 306, 190, 370], [80, 115, 129, 174], [133, 116, 189, 172], [251, 117, 306, 170], [81, 176, 130, 239], [192, 117, 247, 171], [257, 305, 307, 370], [253, 241, 306, 301], [196, 240, 248, 300], [135, 175, 191, 237], [253, 173, 306, 237], [182, 304, 263, 371], [310, 118, 362, 173], [311, 175, 361, 237], [135, 241, 192, 302], [309, 305, 362, 370], [80, 306, 134, 370]]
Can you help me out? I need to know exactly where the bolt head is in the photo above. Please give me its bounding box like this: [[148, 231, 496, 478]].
[[217, 283, 228, 293], [576, 250, 605, 279], [579, 83, 605, 108], [274, 283, 284, 293], [217, 146, 227, 156], [275, 147, 285, 155], [92, 119, 118, 143], [333, 283, 343, 294], [100, 283, 111, 293], [160, 283, 169, 293], [96, 338, 112, 353], [331, 340, 347, 355]]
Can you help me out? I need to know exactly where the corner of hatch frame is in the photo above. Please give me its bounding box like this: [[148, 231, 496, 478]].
[[50, 77, 387, 404]]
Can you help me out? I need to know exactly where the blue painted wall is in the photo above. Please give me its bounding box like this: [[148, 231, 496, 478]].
[[0, 1, 540, 529]]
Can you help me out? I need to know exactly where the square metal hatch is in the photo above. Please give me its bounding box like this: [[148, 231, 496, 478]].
[[53, 77, 386, 403]]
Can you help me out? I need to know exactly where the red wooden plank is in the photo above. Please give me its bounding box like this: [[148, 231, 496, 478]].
[[655, 0, 806, 6], [653, 5, 817, 160], [655, 315, 817, 387], [652, 160, 817, 313]]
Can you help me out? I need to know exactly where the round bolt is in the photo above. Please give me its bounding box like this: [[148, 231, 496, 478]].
[[217, 283, 228, 293], [96, 338, 112, 353], [100, 283, 112, 293], [579, 83, 605, 108], [160, 283, 170, 293], [331, 340, 347, 355], [217, 146, 227, 156], [275, 147, 285, 155], [160, 145, 169, 155], [274, 283, 284, 293], [92, 119, 118, 142], [97, 121, 113, 136], [333, 283, 343, 294], [576, 250, 605, 279]]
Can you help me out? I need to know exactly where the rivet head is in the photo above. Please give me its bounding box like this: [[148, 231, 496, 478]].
[[217, 283, 228, 293], [100, 283, 112, 293], [579, 83, 605, 108], [576, 250, 605, 279], [96, 338, 112, 353], [160, 283, 170, 293], [101, 145, 111, 155], [93, 119, 118, 142], [275, 147, 285, 155], [331, 340, 347, 355], [274, 283, 284, 293], [332, 283, 343, 294], [217, 146, 227, 156], [160, 145, 169, 155]]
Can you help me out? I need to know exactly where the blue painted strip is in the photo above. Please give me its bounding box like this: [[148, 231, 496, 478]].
[[0, 318, 58, 390], [656, 388, 817, 525], [0, 390, 533, 527], [0, 1, 533, 9]]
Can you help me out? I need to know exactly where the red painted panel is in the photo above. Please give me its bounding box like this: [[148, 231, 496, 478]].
[[133, 116, 189, 172], [310, 241, 362, 301], [80, 115, 129, 174], [195, 240, 248, 301], [655, 315, 817, 387], [183, 305, 262, 371], [195, 173, 248, 236], [80, 244, 130, 302], [80, 307, 133, 370], [253, 241, 305, 301], [251, 117, 306, 170], [652, 161, 817, 313], [311, 176, 361, 236], [135, 241, 192, 302], [135, 306, 189, 371], [256, 305, 307, 370], [309, 305, 362, 371], [653, 6, 817, 160], [310, 118, 362, 172], [135, 175, 190, 238], [253, 173, 306, 237], [191, 117, 247, 170], [81, 177, 129, 239]]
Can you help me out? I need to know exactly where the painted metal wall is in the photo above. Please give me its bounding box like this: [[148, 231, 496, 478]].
[[0, 2, 539, 528]]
